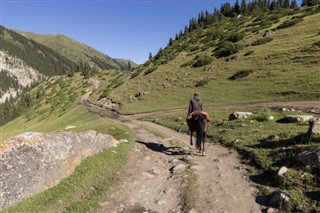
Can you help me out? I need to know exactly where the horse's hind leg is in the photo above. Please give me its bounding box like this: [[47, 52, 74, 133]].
[[202, 132, 206, 156], [190, 131, 193, 146]]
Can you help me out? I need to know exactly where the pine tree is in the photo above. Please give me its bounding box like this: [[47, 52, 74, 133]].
[[168, 37, 173, 46], [127, 61, 132, 71], [291, 0, 298, 8], [241, 0, 247, 14], [284, 0, 290, 8], [149, 52, 153, 60], [301, 0, 309, 6], [234, 0, 241, 14], [221, 2, 232, 17]]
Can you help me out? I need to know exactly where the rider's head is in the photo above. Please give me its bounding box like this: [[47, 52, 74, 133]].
[[194, 92, 200, 96]]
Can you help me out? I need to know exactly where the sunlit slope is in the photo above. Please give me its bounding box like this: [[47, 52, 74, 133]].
[[109, 9, 320, 114], [0, 71, 129, 141], [16, 31, 138, 70]]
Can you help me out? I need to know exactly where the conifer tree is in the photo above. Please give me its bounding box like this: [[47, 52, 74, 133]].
[[234, 0, 241, 14], [291, 0, 298, 8], [241, 0, 247, 14], [127, 61, 132, 71], [284, 0, 290, 8], [149, 52, 153, 60]]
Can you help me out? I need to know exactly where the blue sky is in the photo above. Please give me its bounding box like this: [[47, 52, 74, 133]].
[[1, 0, 302, 64]]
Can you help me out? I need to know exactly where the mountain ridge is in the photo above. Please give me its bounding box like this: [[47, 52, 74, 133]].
[[15, 30, 138, 70]]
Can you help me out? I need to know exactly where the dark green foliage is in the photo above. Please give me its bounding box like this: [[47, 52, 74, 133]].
[[0, 26, 75, 77], [228, 69, 253, 80], [144, 66, 157, 75], [277, 17, 303, 29], [226, 32, 246, 43], [0, 70, 20, 94], [192, 55, 214, 67], [252, 37, 273, 46], [214, 41, 243, 58], [180, 60, 194, 68], [194, 77, 210, 87], [244, 50, 254, 56], [256, 108, 271, 121], [130, 67, 144, 79], [313, 41, 320, 48]]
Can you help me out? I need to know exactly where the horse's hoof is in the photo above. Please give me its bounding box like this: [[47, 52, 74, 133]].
[[202, 151, 206, 156]]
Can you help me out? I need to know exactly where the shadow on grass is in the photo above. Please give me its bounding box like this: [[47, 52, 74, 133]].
[[306, 191, 320, 201], [136, 141, 186, 156], [249, 170, 280, 187]]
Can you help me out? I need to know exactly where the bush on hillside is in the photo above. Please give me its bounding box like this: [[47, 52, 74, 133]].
[[195, 77, 210, 87], [313, 41, 320, 48], [214, 41, 243, 58], [228, 69, 253, 80], [256, 108, 271, 122], [244, 50, 254, 56], [226, 32, 246, 43], [144, 66, 157, 75], [277, 18, 303, 29], [252, 37, 273, 46], [192, 55, 214, 67], [130, 68, 144, 79], [180, 60, 194, 68]]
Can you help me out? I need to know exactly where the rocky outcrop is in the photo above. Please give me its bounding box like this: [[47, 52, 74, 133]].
[[0, 131, 118, 210], [229, 111, 253, 120], [0, 50, 44, 103], [284, 115, 314, 123], [295, 149, 320, 166], [308, 119, 320, 135]]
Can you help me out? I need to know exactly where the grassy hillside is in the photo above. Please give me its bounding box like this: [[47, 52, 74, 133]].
[[16, 31, 138, 70], [107, 7, 320, 114], [0, 70, 130, 141], [0, 26, 75, 77], [144, 108, 320, 212], [0, 71, 135, 212]]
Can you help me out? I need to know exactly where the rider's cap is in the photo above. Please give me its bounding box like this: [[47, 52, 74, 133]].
[[194, 92, 200, 96]]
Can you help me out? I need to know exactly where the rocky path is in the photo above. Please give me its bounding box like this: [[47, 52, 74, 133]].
[[86, 103, 263, 213]]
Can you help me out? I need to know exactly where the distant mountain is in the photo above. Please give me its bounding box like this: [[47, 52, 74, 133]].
[[16, 31, 138, 70], [0, 25, 76, 103]]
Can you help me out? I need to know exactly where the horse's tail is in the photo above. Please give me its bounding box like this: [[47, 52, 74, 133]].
[[196, 131, 203, 150], [195, 117, 205, 150]]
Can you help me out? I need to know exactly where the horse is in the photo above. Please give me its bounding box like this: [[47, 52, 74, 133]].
[[187, 112, 207, 156]]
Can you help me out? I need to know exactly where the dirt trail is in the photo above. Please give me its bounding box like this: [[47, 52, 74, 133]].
[[86, 103, 262, 213]]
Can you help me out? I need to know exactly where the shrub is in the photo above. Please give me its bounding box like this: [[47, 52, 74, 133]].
[[180, 60, 194, 68], [226, 32, 245, 43], [252, 37, 273, 46], [192, 55, 214, 67], [277, 18, 303, 29], [144, 66, 157, 75], [214, 41, 243, 58], [143, 60, 151, 66], [228, 69, 253, 80], [195, 77, 210, 87], [313, 41, 320, 48], [256, 108, 271, 122], [244, 50, 254, 56]]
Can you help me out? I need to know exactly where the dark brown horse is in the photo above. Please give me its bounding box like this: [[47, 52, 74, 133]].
[[187, 113, 206, 156]]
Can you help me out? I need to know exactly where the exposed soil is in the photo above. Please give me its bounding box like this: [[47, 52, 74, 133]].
[[85, 103, 264, 213], [84, 100, 319, 212]]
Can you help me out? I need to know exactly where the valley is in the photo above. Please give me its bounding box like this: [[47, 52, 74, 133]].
[[1, 1, 320, 212]]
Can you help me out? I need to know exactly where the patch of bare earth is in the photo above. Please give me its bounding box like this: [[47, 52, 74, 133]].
[[86, 103, 263, 213]]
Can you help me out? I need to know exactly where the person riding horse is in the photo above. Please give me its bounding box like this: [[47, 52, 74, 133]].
[[188, 91, 203, 117], [186, 92, 211, 156]]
